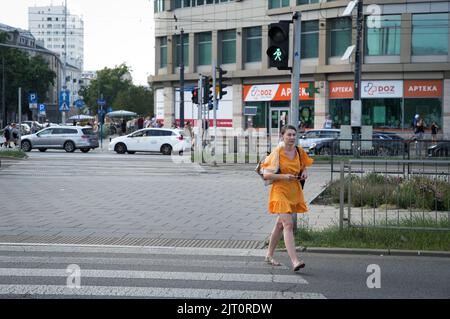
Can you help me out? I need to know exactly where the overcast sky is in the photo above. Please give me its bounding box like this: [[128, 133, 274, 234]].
[[0, 0, 155, 86]]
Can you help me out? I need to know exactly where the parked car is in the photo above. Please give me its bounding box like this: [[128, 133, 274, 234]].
[[22, 121, 44, 132], [427, 141, 450, 157], [309, 131, 405, 156], [298, 129, 340, 150], [109, 128, 191, 155], [20, 126, 99, 153]]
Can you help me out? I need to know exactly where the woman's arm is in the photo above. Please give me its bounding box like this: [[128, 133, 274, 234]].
[[264, 173, 297, 181]]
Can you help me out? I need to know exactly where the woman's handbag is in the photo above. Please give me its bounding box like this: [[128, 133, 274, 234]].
[[255, 151, 280, 186]]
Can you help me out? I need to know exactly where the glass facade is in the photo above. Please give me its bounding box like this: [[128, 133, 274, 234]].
[[269, 0, 289, 9], [220, 29, 236, 64], [329, 18, 352, 57], [404, 98, 442, 128], [301, 20, 319, 58], [362, 98, 402, 128], [159, 37, 167, 68], [174, 34, 189, 67], [412, 13, 449, 55], [365, 15, 401, 56], [154, 0, 165, 12], [329, 99, 351, 128], [197, 32, 212, 65], [245, 26, 262, 63], [297, 0, 319, 4]]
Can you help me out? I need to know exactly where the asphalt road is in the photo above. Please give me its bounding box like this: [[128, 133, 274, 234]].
[[0, 244, 448, 299]]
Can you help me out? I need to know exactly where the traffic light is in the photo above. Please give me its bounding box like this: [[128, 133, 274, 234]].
[[266, 21, 290, 70], [191, 88, 198, 104], [203, 76, 213, 105], [217, 67, 228, 100]]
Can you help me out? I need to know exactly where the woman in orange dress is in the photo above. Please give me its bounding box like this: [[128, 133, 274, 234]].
[[261, 125, 313, 271]]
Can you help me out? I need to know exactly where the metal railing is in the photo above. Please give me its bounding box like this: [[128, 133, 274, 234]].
[[338, 159, 450, 231]]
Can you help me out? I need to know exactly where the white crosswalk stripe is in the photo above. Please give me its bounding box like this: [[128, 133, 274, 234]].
[[0, 244, 326, 299]]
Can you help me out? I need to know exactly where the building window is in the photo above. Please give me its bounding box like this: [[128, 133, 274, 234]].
[[245, 26, 262, 63], [301, 20, 319, 58], [154, 0, 165, 12], [220, 29, 236, 64], [159, 37, 167, 68], [362, 98, 402, 129], [404, 98, 442, 128], [268, 0, 289, 9], [365, 15, 400, 56], [329, 18, 351, 57], [174, 34, 189, 66], [197, 32, 212, 65], [297, 0, 319, 4], [412, 13, 448, 56], [329, 99, 351, 128]]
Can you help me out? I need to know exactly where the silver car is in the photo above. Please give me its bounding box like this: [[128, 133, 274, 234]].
[[21, 126, 99, 153]]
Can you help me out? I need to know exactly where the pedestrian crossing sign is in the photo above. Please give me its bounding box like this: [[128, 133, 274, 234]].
[[59, 102, 70, 112]]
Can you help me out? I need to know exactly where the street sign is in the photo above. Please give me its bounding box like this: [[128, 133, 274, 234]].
[[97, 109, 106, 115], [97, 99, 106, 106], [107, 107, 113, 113], [75, 99, 85, 108], [29, 92, 38, 110], [59, 90, 71, 112], [38, 104, 46, 112]]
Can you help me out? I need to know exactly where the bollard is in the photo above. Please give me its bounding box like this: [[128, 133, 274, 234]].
[[339, 161, 345, 231]]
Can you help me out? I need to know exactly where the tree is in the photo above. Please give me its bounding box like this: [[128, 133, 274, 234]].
[[0, 32, 56, 125], [79, 63, 153, 117]]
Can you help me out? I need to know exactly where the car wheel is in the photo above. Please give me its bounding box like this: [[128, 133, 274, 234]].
[[21, 140, 32, 152], [80, 148, 90, 153], [38, 148, 47, 152], [161, 144, 172, 155], [318, 147, 331, 156], [115, 143, 127, 154], [127, 151, 135, 154], [64, 141, 76, 153]]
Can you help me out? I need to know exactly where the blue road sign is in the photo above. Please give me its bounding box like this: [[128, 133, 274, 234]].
[[75, 99, 85, 108], [29, 92, 37, 104], [97, 109, 106, 115], [107, 107, 113, 113], [59, 90, 71, 112], [39, 104, 46, 112], [97, 99, 106, 106]]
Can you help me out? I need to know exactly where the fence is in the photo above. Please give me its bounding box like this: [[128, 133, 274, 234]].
[[338, 159, 450, 231]]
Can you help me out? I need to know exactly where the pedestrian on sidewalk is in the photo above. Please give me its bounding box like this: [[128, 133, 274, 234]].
[[260, 125, 314, 271], [2, 123, 11, 148]]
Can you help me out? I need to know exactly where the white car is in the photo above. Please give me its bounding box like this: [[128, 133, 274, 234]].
[[109, 128, 191, 155], [298, 129, 340, 150]]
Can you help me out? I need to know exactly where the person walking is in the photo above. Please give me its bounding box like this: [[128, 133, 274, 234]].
[[2, 123, 11, 148], [260, 125, 314, 271], [431, 121, 439, 144], [10, 123, 19, 147]]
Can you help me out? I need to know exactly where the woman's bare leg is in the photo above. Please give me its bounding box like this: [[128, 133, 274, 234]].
[[266, 217, 284, 259], [279, 214, 301, 267]]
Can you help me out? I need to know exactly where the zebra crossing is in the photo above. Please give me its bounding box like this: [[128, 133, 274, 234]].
[[0, 244, 326, 299]]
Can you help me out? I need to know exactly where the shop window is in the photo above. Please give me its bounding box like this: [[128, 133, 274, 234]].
[[174, 34, 189, 67], [365, 15, 400, 56], [220, 29, 236, 64], [412, 13, 448, 56], [362, 98, 402, 129], [245, 102, 267, 128], [197, 32, 212, 65], [245, 26, 262, 63], [299, 101, 314, 129], [329, 18, 352, 57], [269, 0, 289, 9], [297, 0, 319, 4], [329, 99, 351, 128], [404, 98, 442, 129], [301, 20, 319, 58]]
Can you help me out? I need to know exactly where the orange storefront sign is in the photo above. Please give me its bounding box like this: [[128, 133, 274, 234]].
[[329, 81, 354, 99], [404, 80, 442, 98], [243, 83, 315, 102]]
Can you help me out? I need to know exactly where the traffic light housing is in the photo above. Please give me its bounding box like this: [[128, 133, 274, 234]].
[[217, 67, 228, 100], [191, 88, 198, 104], [203, 76, 213, 105], [267, 21, 290, 70]]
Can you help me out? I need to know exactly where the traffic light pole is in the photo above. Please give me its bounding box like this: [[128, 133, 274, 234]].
[[197, 76, 203, 159], [179, 29, 185, 128], [212, 63, 218, 166], [290, 12, 301, 234]]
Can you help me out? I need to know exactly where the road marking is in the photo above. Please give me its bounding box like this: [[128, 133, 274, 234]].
[[0, 284, 326, 299], [0, 268, 308, 284]]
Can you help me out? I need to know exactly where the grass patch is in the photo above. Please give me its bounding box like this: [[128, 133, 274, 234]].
[[0, 149, 27, 159], [278, 217, 450, 251]]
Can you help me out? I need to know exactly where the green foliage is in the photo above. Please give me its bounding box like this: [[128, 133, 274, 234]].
[[320, 173, 450, 211], [0, 32, 56, 120], [79, 64, 153, 117], [0, 149, 27, 159]]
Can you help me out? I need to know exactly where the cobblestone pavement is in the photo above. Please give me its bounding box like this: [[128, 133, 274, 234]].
[[0, 151, 334, 243]]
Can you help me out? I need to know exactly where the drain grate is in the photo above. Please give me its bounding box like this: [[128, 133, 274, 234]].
[[0, 235, 266, 249]]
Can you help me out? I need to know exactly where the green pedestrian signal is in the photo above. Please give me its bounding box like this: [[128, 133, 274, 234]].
[[267, 21, 290, 70]]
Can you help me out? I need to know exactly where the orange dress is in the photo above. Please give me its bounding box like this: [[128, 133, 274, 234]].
[[263, 146, 314, 214]]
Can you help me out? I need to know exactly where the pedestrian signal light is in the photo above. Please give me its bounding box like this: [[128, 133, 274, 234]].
[[267, 21, 290, 70], [217, 67, 228, 100], [191, 88, 198, 104], [203, 76, 213, 105]]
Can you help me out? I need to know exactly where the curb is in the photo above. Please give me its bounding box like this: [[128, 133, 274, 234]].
[[276, 246, 450, 258]]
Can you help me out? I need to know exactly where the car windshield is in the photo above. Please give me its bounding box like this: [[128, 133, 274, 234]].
[[82, 128, 95, 135]]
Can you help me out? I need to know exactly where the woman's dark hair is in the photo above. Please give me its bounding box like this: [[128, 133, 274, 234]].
[[280, 125, 297, 135]]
